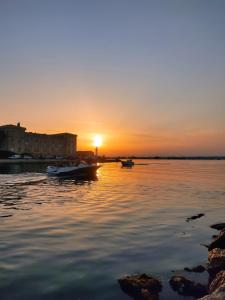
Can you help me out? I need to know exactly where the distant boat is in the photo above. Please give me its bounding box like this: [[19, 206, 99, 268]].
[[120, 159, 134, 167], [47, 162, 100, 178]]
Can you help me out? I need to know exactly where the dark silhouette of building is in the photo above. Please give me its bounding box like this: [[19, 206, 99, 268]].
[[0, 123, 77, 157]]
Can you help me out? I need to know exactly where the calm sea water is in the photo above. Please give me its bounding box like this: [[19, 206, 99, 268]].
[[0, 160, 225, 300]]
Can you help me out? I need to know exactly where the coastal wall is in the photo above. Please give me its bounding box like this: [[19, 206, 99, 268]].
[[0, 123, 77, 157], [76, 151, 95, 158]]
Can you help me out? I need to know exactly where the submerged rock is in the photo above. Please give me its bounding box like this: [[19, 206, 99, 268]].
[[118, 274, 162, 300], [186, 213, 205, 222], [184, 265, 205, 273], [169, 275, 208, 298], [210, 223, 225, 231], [208, 230, 225, 251]]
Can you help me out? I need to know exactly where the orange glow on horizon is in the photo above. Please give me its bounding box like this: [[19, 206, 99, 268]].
[[76, 129, 225, 157]]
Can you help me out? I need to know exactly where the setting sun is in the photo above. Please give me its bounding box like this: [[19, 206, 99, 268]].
[[93, 135, 103, 148]]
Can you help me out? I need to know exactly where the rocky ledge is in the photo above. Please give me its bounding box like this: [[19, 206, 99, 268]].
[[118, 273, 162, 300], [118, 222, 225, 300]]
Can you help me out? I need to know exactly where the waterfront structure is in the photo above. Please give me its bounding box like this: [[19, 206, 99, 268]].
[[76, 151, 94, 159], [0, 123, 77, 157]]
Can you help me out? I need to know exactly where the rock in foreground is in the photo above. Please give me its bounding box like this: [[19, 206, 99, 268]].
[[207, 248, 225, 280], [184, 265, 205, 273], [186, 213, 205, 222], [210, 223, 225, 231], [118, 274, 162, 300], [209, 270, 225, 294], [169, 275, 208, 298], [198, 283, 225, 300], [208, 230, 225, 251]]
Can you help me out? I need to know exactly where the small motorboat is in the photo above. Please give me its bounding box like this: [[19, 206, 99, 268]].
[[47, 162, 101, 178], [120, 159, 134, 167]]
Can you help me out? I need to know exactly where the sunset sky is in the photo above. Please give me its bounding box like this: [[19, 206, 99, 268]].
[[0, 0, 225, 156]]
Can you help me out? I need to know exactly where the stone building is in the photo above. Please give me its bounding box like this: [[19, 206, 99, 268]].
[[0, 123, 77, 157]]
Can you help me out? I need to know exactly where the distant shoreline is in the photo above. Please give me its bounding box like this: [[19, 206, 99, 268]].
[[117, 156, 225, 160], [0, 156, 224, 164]]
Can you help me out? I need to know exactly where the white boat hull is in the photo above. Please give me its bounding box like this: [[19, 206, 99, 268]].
[[47, 164, 100, 178]]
